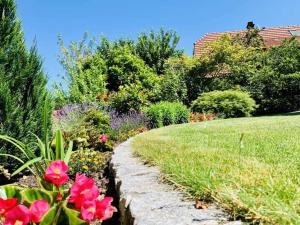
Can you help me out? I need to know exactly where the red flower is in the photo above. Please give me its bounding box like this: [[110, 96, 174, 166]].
[[56, 192, 63, 201], [95, 197, 117, 221], [99, 134, 108, 143], [69, 174, 100, 209], [4, 205, 30, 225], [80, 200, 96, 222], [0, 198, 17, 217], [29, 200, 49, 223], [44, 160, 69, 186]]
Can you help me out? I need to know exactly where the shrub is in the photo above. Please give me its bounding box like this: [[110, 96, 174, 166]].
[[108, 110, 149, 141], [191, 90, 256, 118], [69, 149, 111, 177], [110, 83, 149, 113], [52, 104, 113, 151], [145, 101, 189, 128], [0, 0, 49, 171]]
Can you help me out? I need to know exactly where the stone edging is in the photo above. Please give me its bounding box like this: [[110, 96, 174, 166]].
[[110, 137, 243, 225]]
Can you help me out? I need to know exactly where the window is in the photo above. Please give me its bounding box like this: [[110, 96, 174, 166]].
[[289, 30, 300, 36]]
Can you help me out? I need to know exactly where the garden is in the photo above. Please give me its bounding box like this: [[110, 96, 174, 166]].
[[1, 0, 300, 224]]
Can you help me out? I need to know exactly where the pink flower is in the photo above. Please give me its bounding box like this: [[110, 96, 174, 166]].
[[99, 134, 108, 143], [4, 205, 30, 225], [44, 160, 69, 186], [29, 200, 50, 223], [0, 198, 18, 216], [80, 201, 96, 222], [95, 197, 117, 221], [69, 174, 100, 209]]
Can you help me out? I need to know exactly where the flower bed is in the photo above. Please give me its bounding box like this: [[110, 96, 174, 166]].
[[0, 160, 116, 225]]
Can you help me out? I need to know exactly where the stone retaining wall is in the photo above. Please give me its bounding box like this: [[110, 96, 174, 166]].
[[110, 137, 243, 225]]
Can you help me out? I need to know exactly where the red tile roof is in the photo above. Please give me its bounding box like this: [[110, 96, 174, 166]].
[[193, 25, 300, 57]]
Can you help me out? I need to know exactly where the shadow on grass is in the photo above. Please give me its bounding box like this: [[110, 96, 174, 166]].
[[255, 111, 300, 117]]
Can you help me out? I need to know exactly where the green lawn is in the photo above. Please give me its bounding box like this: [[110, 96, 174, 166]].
[[131, 113, 300, 224]]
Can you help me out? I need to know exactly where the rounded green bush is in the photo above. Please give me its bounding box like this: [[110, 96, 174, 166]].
[[191, 90, 256, 118], [145, 101, 189, 128]]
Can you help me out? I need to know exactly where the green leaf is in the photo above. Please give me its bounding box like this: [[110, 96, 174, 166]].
[[11, 157, 43, 176], [36, 177, 53, 191], [64, 141, 73, 165], [21, 188, 53, 205], [0, 186, 23, 201], [0, 153, 24, 164], [40, 205, 59, 225], [62, 206, 88, 225], [55, 130, 65, 160], [0, 135, 29, 158], [32, 133, 46, 158], [43, 96, 51, 160]]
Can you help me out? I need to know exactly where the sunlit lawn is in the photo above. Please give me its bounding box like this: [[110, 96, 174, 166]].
[[131, 113, 300, 224]]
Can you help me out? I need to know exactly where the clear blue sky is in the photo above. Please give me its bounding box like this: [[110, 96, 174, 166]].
[[16, 0, 300, 85]]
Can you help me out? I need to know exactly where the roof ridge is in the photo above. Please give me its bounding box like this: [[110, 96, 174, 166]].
[[194, 24, 300, 44]]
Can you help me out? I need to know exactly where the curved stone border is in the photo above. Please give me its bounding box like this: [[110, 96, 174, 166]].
[[111, 137, 243, 225]]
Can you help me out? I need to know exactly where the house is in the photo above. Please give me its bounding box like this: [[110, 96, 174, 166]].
[[193, 25, 300, 57]]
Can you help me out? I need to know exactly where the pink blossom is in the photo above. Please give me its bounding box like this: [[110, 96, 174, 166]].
[[95, 197, 117, 221], [80, 200, 96, 222], [0, 198, 18, 216], [29, 200, 50, 223], [99, 134, 108, 143], [44, 160, 69, 186], [69, 174, 100, 209], [4, 205, 30, 225]]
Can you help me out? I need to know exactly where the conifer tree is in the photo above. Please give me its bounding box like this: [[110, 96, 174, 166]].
[[0, 0, 49, 170]]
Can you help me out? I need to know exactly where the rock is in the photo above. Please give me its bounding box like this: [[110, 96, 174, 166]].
[[111, 137, 243, 225]]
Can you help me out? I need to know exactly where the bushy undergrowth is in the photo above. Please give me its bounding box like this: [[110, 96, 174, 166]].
[[52, 103, 113, 152], [191, 90, 256, 118], [108, 109, 148, 141], [69, 149, 111, 177], [145, 101, 189, 128]]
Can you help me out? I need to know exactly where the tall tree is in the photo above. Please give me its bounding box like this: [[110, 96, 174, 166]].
[[0, 0, 49, 170], [234, 21, 264, 48], [136, 28, 183, 74]]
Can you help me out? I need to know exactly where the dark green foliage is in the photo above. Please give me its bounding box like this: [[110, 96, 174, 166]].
[[0, 0, 49, 170], [110, 83, 149, 114], [83, 109, 111, 132], [160, 55, 196, 104], [136, 28, 183, 74], [189, 31, 300, 115], [105, 46, 160, 92], [191, 90, 256, 118], [145, 102, 189, 128]]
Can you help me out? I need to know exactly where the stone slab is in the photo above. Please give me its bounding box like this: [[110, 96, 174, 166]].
[[111, 137, 243, 225]]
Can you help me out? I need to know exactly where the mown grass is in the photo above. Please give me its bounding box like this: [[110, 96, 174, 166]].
[[131, 113, 300, 224]]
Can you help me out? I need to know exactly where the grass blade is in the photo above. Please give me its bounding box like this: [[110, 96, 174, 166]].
[[55, 130, 64, 160], [64, 141, 73, 165], [0, 153, 24, 164], [11, 157, 43, 177]]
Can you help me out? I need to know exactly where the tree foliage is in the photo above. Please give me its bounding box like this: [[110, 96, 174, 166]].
[[54, 35, 107, 108], [0, 0, 49, 170], [136, 28, 183, 74]]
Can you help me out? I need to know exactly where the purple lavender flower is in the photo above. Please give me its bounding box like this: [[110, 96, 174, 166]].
[[107, 109, 149, 131]]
